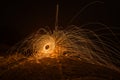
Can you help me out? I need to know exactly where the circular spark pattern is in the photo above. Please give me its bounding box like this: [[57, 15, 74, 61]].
[[33, 35, 56, 58]]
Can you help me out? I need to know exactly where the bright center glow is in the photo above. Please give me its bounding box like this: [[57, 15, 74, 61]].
[[34, 35, 56, 58], [42, 41, 55, 54]]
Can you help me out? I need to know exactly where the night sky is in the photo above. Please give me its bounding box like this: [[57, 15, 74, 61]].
[[0, 0, 119, 50]]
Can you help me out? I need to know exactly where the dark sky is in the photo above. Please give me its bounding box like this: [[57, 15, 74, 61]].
[[0, 0, 119, 46]]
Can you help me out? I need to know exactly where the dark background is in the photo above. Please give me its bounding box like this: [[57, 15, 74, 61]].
[[0, 0, 120, 54]]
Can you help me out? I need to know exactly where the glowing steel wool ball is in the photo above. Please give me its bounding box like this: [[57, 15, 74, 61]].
[[33, 35, 57, 59], [40, 36, 55, 54]]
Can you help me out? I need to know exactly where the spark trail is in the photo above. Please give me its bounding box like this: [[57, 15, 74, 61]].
[[4, 24, 120, 72], [0, 2, 120, 77]]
